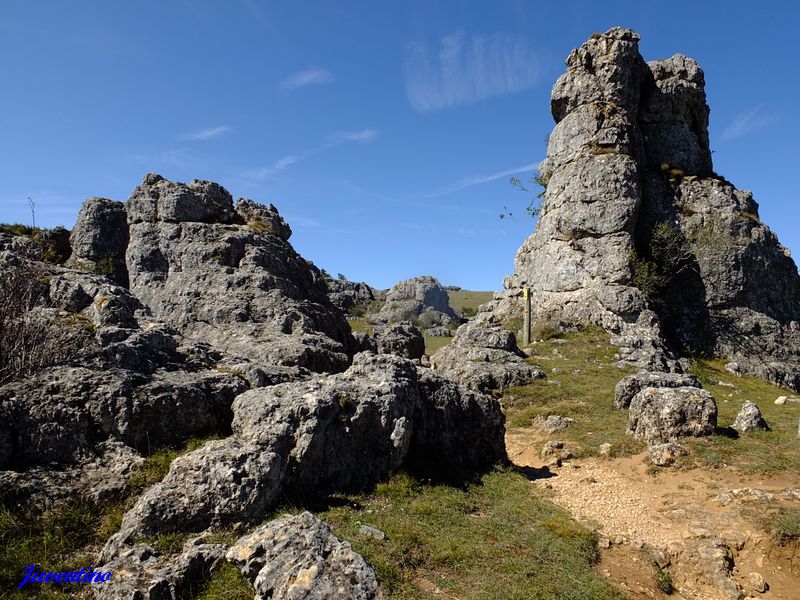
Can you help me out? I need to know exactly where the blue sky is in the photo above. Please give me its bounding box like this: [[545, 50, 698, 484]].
[[2, 1, 798, 290]]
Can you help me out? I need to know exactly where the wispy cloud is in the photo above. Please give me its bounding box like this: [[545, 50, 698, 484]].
[[184, 125, 233, 141], [239, 129, 378, 184], [405, 31, 542, 112], [722, 105, 776, 140], [421, 163, 537, 199], [280, 67, 334, 92]]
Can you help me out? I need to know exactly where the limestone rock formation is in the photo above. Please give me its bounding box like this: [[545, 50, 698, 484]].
[[373, 321, 425, 360], [628, 386, 717, 445], [227, 512, 380, 600], [125, 173, 355, 373], [431, 321, 544, 393], [101, 352, 505, 558], [614, 371, 701, 409], [326, 278, 376, 313], [373, 275, 459, 327], [486, 27, 800, 389], [68, 197, 129, 286]]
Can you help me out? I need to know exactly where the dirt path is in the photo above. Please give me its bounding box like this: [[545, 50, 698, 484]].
[[507, 428, 800, 600]]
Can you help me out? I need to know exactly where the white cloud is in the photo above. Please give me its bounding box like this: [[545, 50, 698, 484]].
[[184, 125, 233, 141], [239, 129, 378, 184], [280, 67, 334, 92], [722, 105, 775, 140], [405, 31, 542, 112], [422, 163, 538, 199]]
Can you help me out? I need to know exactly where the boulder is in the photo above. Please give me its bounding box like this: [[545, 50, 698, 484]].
[[431, 321, 544, 393], [646, 442, 689, 467], [533, 415, 575, 434], [234, 198, 292, 241], [94, 537, 227, 600], [373, 275, 459, 326], [373, 321, 425, 359], [731, 401, 769, 433], [614, 371, 701, 409], [628, 386, 717, 445], [227, 512, 380, 600], [68, 197, 129, 286]]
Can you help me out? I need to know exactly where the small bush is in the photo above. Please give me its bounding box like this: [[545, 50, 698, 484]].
[[654, 565, 674, 594], [631, 221, 694, 303], [771, 507, 800, 545], [0, 249, 88, 386]]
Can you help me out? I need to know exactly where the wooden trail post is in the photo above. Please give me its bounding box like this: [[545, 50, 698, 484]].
[[523, 288, 531, 345]]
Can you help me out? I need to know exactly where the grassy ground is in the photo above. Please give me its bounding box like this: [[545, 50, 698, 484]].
[[318, 470, 626, 600], [503, 327, 642, 459], [682, 359, 800, 475], [447, 290, 494, 317], [0, 436, 218, 599]]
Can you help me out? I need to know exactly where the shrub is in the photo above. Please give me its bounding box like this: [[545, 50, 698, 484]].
[[631, 221, 694, 303], [0, 248, 87, 386]]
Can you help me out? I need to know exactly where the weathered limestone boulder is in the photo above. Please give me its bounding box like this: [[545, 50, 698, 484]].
[[431, 321, 544, 393], [325, 278, 375, 313], [68, 197, 129, 286], [373, 321, 425, 360], [373, 275, 459, 327], [731, 401, 769, 433], [125, 173, 355, 373], [94, 537, 227, 600], [102, 353, 505, 559], [646, 441, 689, 467], [628, 386, 717, 445], [227, 512, 380, 600], [486, 27, 800, 389], [615, 371, 701, 409]]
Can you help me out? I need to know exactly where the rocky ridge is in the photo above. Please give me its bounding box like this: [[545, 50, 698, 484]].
[[482, 27, 800, 391]]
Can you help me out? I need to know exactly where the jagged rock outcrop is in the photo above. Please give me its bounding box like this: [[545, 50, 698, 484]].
[[94, 537, 227, 600], [125, 173, 356, 373], [101, 352, 505, 559], [485, 27, 800, 389], [431, 321, 544, 393], [373, 275, 459, 327], [68, 197, 129, 286], [326, 278, 376, 313], [227, 512, 380, 600], [628, 386, 717, 445], [373, 321, 425, 360]]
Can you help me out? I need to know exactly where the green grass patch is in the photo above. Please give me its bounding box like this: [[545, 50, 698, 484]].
[[447, 290, 493, 316], [683, 359, 800, 475], [319, 469, 626, 599], [502, 327, 641, 458], [193, 562, 253, 599], [0, 435, 220, 596], [423, 334, 452, 357]]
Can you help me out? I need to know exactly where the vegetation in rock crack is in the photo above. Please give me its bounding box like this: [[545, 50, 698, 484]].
[[631, 220, 694, 305]]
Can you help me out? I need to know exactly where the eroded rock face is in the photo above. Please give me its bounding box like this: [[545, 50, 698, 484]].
[[373, 321, 425, 360], [628, 386, 717, 445], [431, 321, 544, 393], [68, 197, 129, 286], [614, 371, 701, 409], [489, 27, 800, 389], [101, 352, 505, 560], [326, 278, 375, 313], [125, 173, 356, 373], [374, 275, 459, 327], [227, 512, 380, 600]]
